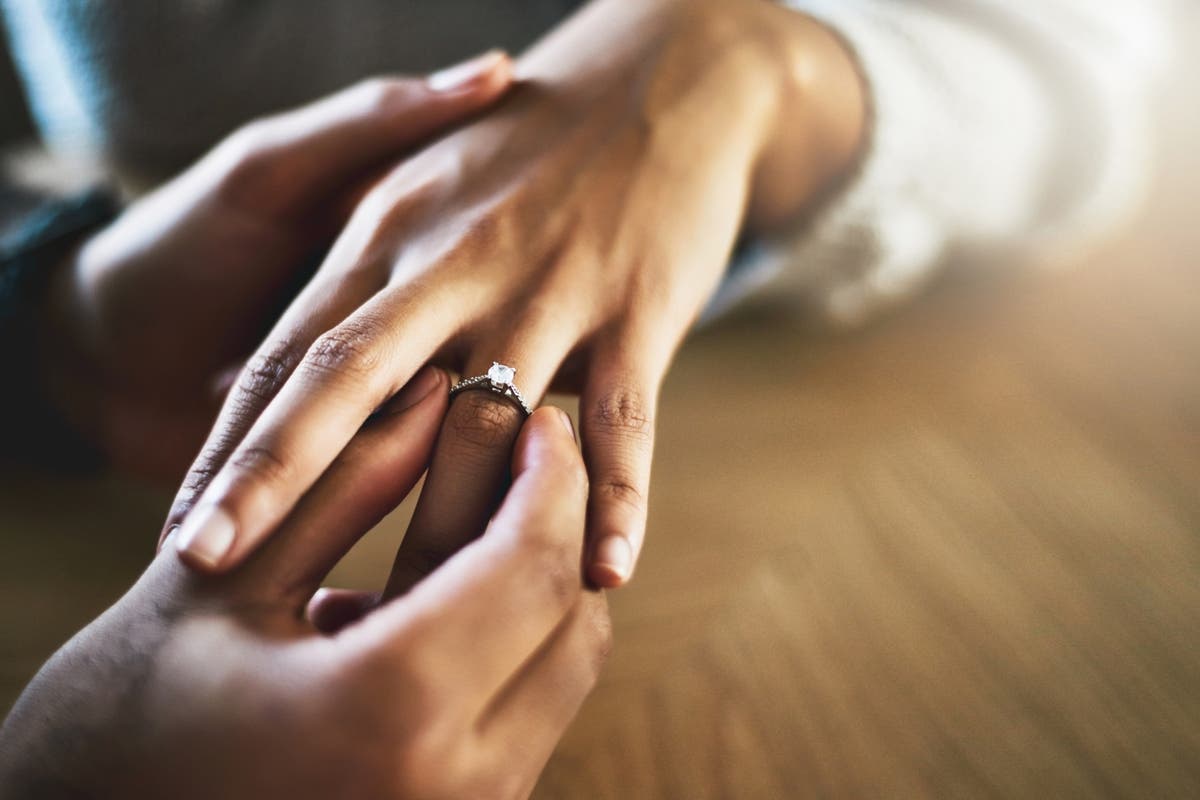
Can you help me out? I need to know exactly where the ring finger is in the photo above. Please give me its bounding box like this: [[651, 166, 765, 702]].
[[384, 319, 581, 598]]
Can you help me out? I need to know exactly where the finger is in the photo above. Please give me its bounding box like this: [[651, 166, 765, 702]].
[[159, 53, 512, 546], [383, 319, 578, 598], [477, 591, 611, 786], [308, 588, 381, 635], [580, 332, 667, 588], [211, 51, 513, 222], [159, 265, 383, 549], [348, 407, 589, 708], [173, 286, 456, 572], [234, 366, 448, 603], [161, 142, 462, 546]]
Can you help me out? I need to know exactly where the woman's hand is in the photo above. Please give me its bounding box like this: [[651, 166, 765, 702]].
[[0, 394, 609, 800], [167, 0, 865, 585], [40, 53, 512, 477]]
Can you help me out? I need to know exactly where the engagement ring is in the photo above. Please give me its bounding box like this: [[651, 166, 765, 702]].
[[449, 362, 533, 416]]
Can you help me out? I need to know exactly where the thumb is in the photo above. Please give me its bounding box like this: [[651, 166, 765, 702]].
[[209, 49, 513, 220]]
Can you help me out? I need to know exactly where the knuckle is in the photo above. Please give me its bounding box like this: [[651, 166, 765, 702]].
[[353, 76, 418, 116], [237, 340, 302, 405], [175, 455, 219, 508], [302, 320, 382, 382], [228, 444, 291, 487], [218, 121, 270, 163], [457, 207, 512, 255], [439, 198, 529, 267], [213, 122, 280, 194], [448, 391, 522, 449], [181, 449, 222, 494], [587, 385, 654, 443], [175, 420, 252, 505], [356, 180, 423, 240], [168, 489, 201, 522], [597, 473, 646, 514], [523, 533, 582, 609]]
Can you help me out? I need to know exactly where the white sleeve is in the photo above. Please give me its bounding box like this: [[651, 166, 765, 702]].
[[706, 0, 1173, 325]]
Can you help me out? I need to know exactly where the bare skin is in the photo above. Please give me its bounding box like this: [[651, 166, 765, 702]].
[[0, 403, 609, 800], [164, 0, 866, 587], [1, 5, 866, 794], [40, 53, 513, 477]]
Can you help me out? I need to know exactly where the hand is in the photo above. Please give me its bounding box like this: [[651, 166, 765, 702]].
[[40, 52, 512, 477], [166, 0, 865, 585], [0, 392, 609, 800]]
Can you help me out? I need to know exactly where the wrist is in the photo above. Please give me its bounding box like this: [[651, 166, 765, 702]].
[[521, 0, 865, 233], [741, 3, 869, 234], [623, 0, 867, 234]]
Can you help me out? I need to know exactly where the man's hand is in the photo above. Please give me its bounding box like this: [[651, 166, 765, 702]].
[[40, 52, 512, 477], [0, 391, 608, 800]]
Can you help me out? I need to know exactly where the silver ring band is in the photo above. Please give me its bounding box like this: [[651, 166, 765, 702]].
[[449, 362, 533, 416]]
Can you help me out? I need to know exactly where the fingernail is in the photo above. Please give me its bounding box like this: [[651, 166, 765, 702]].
[[427, 50, 506, 92], [557, 408, 576, 440], [593, 536, 633, 584], [176, 505, 236, 569], [392, 366, 444, 413]]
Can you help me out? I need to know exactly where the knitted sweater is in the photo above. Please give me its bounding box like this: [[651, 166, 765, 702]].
[[0, 0, 1174, 324]]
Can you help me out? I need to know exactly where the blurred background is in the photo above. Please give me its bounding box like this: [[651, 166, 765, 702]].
[[1, 4, 1198, 798]]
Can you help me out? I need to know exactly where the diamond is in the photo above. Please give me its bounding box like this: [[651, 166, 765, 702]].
[[487, 362, 516, 387]]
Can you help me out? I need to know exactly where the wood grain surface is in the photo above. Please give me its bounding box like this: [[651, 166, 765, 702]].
[[2, 16, 1197, 800]]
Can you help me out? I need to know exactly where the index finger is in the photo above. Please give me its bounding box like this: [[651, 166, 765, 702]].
[[172, 286, 454, 570]]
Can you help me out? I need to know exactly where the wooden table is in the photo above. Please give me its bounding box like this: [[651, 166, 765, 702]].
[[3, 24, 1198, 800]]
